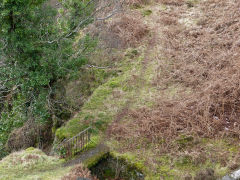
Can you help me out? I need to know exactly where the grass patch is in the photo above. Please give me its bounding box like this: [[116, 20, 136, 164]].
[[0, 148, 71, 180], [55, 47, 146, 141], [142, 9, 152, 17], [107, 136, 240, 179]]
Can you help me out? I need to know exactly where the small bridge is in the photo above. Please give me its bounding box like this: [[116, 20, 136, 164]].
[[57, 127, 92, 158]]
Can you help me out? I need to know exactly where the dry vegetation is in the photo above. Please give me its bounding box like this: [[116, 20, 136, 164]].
[[87, 11, 148, 49], [126, 0, 185, 6], [62, 164, 98, 180], [109, 0, 240, 155], [53, 0, 240, 178], [108, 14, 149, 47], [125, 0, 148, 7], [159, 0, 185, 6]]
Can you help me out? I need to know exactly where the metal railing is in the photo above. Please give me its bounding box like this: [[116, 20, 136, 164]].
[[57, 127, 92, 158]]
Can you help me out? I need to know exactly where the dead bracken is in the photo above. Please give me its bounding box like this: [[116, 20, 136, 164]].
[[61, 164, 98, 180], [109, 0, 240, 154]]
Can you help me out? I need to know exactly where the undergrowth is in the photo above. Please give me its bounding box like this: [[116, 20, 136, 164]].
[[55, 47, 151, 141]]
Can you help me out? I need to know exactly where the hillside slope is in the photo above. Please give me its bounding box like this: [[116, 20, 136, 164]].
[[2, 0, 240, 179], [56, 0, 240, 179]]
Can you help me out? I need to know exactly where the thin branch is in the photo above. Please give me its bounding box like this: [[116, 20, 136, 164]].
[[85, 64, 110, 69], [45, 0, 124, 44]]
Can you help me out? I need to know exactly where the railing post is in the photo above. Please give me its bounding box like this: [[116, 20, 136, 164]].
[[58, 127, 92, 158], [87, 129, 90, 145], [81, 133, 83, 151], [83, 132, 85, 151], [76, 136, 78, 153]]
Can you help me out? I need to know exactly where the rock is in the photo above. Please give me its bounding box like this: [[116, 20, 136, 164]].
[[222, 175, 235, 180], [227, 169, 240, 180], [221, 168, 240, 180]]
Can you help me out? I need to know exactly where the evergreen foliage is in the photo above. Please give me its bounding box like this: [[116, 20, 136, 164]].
[[0, 0, 96, 158]]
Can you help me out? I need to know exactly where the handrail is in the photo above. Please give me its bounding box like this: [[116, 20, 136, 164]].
[[57, 127, 92, 158]]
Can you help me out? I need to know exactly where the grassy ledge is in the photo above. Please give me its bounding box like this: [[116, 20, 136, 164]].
[[0, 148, 71, 180], [107, 137, 240, 179], [55, 47, 147, 141]]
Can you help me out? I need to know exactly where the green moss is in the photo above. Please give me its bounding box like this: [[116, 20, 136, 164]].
[[25, 147, 35, 152], [84, 151, 108, 168], [175, 156, 195, 169], [142, 9, 152, 16], [105, 77, 122, 89], [186, 0, 199, 8], [108, 136, 240, 179], [153, 156, 176, 179], [55, 128, 66, 141], [55, 48, 146, 141], [157, 166, 175, 180], [125, 49, 139, 58], [111, 152, 145, 172], [131, 49, 139, 56], [104, 169, 115, 177], [55, 75, 124, 142], [84, 86, 113, 110], [108, 80, 120, 88], [176, 135, 194, 149], [109, 151, 175, 180], [157, 138, 240, 178]]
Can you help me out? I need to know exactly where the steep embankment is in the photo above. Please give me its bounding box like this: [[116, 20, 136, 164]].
[[56, 0, 240, 179]]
